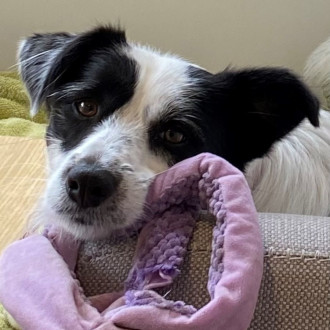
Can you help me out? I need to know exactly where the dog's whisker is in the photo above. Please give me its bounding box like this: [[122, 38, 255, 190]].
[[248, 112, 279, 118], [0, 163, 47, 170], [0, 183, 46, 190], [10, 49, 55, 70]]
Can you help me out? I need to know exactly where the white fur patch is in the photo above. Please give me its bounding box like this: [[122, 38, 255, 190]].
[[124, 45, 197, 122], [246, 110, 330, 216], [304, 37, 330, 110]]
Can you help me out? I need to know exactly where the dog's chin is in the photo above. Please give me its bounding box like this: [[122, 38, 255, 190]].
[[35, 190, 148, 240], [50, 208, 144, 240], [56, 215, 137, 240]]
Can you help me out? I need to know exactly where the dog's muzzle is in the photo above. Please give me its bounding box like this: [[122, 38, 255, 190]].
[[66, 164, 121, 208]]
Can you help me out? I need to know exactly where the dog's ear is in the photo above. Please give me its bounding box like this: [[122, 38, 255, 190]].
[[18, 32, 74, 116], [18, 26, 127, 116], [205, 68, 320, 169]]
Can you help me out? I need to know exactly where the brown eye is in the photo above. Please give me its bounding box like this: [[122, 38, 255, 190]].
[[162, 129, 185, 144], [75, 100, 98, 117]]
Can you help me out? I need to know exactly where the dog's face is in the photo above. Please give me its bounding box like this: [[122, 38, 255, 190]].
[[19, 26, 319, 239]]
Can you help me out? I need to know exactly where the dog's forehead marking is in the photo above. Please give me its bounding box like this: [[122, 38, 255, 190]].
[[122, 44, 193, 123]]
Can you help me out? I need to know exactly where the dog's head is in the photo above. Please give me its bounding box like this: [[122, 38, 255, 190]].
[[19, 26, 319, 239]]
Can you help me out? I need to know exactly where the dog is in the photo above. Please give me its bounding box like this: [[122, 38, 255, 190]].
[[18, 26, 330, 240]]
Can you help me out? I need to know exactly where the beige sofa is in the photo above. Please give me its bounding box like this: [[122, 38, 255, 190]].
[[77, 213, 330, 330]]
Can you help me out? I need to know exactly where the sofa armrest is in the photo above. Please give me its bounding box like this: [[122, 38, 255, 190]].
[[77, 212, 330, 330], [250, 213, 330, 329]]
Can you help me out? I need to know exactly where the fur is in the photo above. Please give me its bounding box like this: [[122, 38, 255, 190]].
[[246, 110, 330, 215], [304, 36, 330, 110], [17, 26, 329, 240]]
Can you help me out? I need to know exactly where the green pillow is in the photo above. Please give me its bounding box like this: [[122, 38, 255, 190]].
[[0, 72, 47, 138]]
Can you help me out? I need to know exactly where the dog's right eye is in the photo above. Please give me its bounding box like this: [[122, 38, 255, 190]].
[[161, 129, 185, 144], [75, 100, 99, 117]]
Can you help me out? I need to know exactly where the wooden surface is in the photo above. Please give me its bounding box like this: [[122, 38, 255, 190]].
[[0, 136, 46, 252]]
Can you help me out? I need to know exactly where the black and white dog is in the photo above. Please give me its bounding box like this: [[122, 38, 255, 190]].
[[18, 26, 330, 239]]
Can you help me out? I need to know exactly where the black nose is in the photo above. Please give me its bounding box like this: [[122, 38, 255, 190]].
[[66, 165, 120, 208]]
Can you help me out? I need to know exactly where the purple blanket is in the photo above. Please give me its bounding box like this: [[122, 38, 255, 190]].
[[0, 153, 263, 329]]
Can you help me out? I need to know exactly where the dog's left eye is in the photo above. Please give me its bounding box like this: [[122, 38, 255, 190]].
[[161, 129, 185, 144], [75, 100, 98, 117]]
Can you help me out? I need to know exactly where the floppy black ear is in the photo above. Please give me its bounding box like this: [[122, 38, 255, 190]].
[[18, 26, 127, 116], [204, 68, 320, 169], [18, 32, 74, 115]]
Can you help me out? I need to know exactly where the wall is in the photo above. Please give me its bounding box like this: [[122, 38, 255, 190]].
[[1, 0, 330, 74]]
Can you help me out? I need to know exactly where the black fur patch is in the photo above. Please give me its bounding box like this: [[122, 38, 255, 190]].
[[150, 66, 320, 170], [204, 67, 319, 169], [20, 26, 138, 151]]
